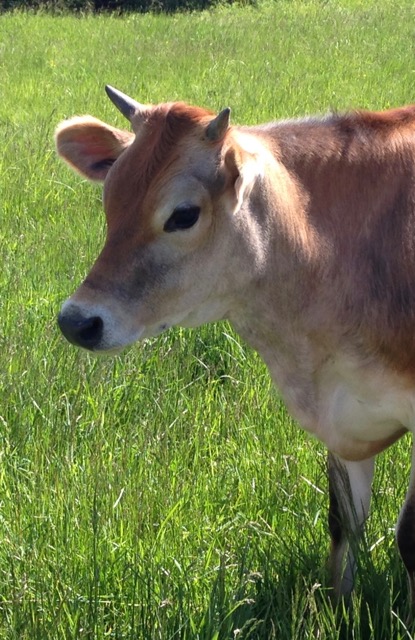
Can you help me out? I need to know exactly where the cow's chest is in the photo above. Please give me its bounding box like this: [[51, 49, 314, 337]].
[[268, 350, 415, 460]]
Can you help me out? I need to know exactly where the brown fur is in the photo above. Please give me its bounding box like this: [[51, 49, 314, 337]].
[[56, 98, 415, 613], [253, 109, 415, 375], [103, 103, 213, 236]]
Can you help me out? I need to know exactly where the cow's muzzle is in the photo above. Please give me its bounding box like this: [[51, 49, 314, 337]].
[[58, 310, 104, 350]]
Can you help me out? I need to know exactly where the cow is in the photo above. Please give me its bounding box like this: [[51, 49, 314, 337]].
[[55, 85, 415, 614]]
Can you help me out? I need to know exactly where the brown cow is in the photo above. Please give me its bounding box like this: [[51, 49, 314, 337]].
[[56, 85, 415, 613]]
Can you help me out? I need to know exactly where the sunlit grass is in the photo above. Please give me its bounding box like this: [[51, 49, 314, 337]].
[[1, 1, 415, 637]]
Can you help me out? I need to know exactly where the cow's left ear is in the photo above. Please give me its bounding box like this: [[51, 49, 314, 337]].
[[224, 143, 263, 213], [55, 116, 134, 182]]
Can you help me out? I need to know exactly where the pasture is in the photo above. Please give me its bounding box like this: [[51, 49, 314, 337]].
[[1, 1, 415, 637]]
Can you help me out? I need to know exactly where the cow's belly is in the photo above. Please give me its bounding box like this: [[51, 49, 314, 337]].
[[273, 353, 415, 460], [323, 374, 410, 437], [316, 377, 411, 459]]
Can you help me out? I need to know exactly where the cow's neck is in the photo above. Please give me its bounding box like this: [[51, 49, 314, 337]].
[[227, 150, 325, 430]]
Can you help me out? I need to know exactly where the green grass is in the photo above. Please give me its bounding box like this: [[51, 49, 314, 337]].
[[1, 1, 415, 637]]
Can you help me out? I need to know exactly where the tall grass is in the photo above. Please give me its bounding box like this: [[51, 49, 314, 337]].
[[1, 1, 415, 637]]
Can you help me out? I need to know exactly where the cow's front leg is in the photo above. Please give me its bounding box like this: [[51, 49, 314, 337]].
[[328, 452, 375, 600], [396, 441, 415, 622]]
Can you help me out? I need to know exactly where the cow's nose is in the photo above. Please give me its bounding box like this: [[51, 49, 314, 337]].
[[58, 311, 104, 350]]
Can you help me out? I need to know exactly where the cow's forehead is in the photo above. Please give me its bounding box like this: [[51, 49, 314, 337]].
[[103, 102, 216, 232]]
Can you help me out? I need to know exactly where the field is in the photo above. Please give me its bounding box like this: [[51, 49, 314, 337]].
[[1, 1, 415, 637]]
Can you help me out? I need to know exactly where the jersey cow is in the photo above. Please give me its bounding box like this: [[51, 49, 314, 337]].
[[56, 85, 415, 612]]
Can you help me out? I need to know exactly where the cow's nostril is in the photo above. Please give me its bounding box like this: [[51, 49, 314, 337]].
[[78, 316, 104, 344], [58, 312, 104, 350]]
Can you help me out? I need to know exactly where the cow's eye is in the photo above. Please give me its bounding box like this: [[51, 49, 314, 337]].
[[164, 205, 201, 232]]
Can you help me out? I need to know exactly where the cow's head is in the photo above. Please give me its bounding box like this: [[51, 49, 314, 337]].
[[56, 86, 267, 352]]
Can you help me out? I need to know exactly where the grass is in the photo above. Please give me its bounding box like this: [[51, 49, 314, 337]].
[[1, 1, 415, 637]]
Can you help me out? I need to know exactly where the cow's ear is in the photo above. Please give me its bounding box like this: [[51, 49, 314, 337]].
[[55, 116, 134, 182], [224, 143, 263, 212]]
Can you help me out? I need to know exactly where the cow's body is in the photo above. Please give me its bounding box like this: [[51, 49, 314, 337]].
[[234, 112, 415, 461], [55, 88, 415, 614]]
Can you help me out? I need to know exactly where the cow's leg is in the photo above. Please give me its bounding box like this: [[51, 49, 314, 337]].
[[328, 452, 375, 600], [396, 442, 415, 620]]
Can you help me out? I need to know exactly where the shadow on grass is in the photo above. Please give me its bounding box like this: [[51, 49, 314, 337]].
[[192, 547, 413, 640]]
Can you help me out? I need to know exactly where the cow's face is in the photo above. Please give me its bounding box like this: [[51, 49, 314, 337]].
[[56, 89, 265, 352]]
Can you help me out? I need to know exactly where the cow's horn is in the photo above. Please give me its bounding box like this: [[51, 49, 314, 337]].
[[206, 107, 231, 141], [105, 85, 144, 121]]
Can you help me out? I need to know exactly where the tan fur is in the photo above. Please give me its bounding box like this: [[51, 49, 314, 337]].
[[55, 101, 415, 449], [56, 98, 415, 610], [56, 116, 134, 181]]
